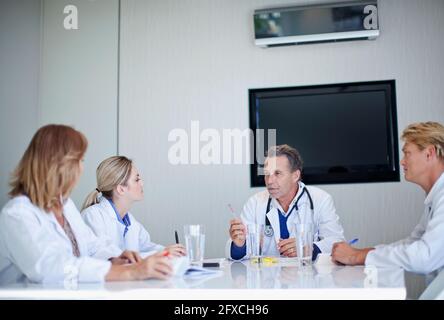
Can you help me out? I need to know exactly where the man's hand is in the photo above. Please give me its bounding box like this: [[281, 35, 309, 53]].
[[277, 238, 297, 257], [229, 218, 246, 247], [331, 242, 372, 265]]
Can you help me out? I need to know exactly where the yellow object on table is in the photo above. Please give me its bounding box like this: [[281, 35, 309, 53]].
[[262, 256, 278, 265], [249, 256, 279, 265]]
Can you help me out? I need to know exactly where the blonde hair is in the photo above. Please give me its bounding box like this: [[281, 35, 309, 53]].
[[81, 156, 133, 210], [9, 124, 87, 212], [402, 122, 444, 161]]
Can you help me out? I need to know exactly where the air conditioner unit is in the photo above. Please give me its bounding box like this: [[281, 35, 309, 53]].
[[254, 1, 379, 48]]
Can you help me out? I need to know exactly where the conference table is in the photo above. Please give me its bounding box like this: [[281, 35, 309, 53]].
[[0, 257, 406, 300]]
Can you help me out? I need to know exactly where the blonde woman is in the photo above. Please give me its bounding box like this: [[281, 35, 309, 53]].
[[0, 125, 172, 283], [81, 156, 186, 258]]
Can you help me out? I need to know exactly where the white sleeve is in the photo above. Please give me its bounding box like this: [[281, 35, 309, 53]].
[[240, 197, 260, 225], [80, 207, 122, 259], [0, 207, 110, 283], [137, 221, 164, 253], [366, 198, 444, 274], [83, 223, 122, 260], [82, 207, 107, 238], [314, 194, 345, 254]]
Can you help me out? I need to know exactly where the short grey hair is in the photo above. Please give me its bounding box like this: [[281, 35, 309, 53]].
[[266, 144, 303, 172]]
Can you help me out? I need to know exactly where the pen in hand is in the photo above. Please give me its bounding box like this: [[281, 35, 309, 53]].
[[348, 238, 359, 245], [175, 230, 179, 244], [227, 204, 237, 219]]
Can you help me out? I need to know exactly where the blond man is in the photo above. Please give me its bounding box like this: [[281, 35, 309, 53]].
[[332, 122, 444, 281]]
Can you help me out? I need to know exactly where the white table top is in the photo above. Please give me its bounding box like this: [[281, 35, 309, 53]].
[[0, 258, 406, 300]]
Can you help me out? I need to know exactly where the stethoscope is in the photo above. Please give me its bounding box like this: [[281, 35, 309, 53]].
[[264, 186, 314, 237]]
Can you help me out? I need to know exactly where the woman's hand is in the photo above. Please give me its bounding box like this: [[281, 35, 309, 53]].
[[164, 244, 187, 257], [106, 252, 173, 281], [110, 250, 142, 265], [131, 252, 173, 280]]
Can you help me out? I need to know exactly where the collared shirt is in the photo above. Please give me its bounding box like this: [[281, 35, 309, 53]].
[[106, 198, 131, 238], [269, 185, 304, 217], [424, 173, 443, 219], [278, 210, 293, 239], [82, 197, 164, 255]]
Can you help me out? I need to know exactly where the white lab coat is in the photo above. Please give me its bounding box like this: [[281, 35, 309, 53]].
[[225, 182, 345, 259], [0, 196, 122, 284], [82, 197, 163, 257], [366, 172, 444, 281]]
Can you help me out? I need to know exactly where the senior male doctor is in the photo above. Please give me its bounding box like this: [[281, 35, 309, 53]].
[[226, 144, 345, 260], [332, 122, 444, 282]]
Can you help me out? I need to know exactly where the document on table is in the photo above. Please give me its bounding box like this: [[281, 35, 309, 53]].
[[184, 265, 223, 279]]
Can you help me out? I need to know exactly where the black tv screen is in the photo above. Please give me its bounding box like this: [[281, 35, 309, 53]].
[[249, 80, 399, 186]]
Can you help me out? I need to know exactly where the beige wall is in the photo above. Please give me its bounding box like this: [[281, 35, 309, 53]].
[[0, 0, 120, 207], [0, 0, 41, 207], [39, 0, 120, 205]]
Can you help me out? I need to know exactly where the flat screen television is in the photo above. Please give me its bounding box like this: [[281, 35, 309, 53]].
[[249, 80, 399, 186]]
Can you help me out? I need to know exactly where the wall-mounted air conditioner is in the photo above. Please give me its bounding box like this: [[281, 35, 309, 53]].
[[254, 1, 379, 48]]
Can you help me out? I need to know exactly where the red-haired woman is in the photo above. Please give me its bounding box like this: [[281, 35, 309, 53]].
[[0, 124, 172, 283]]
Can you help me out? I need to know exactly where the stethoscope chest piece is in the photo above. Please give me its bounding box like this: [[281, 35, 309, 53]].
[[264, 225, 274, 237]]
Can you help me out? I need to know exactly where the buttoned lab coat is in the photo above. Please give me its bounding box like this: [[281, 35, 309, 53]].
[[0, 196, 122, 283], [226, 182, 345, 259]]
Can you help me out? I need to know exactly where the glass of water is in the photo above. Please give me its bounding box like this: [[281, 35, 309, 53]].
[[246, 223, 264, 263], [295, 222, 314, 266], [184, 224, 205, 265]]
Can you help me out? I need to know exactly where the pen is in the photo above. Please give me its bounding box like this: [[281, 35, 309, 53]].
[[348, 238, 359, 245], [227, 204, 237, 218], [175, 230, 179, 244]]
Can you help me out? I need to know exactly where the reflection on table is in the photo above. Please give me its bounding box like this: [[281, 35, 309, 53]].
[[0, 258, 406, 300]]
